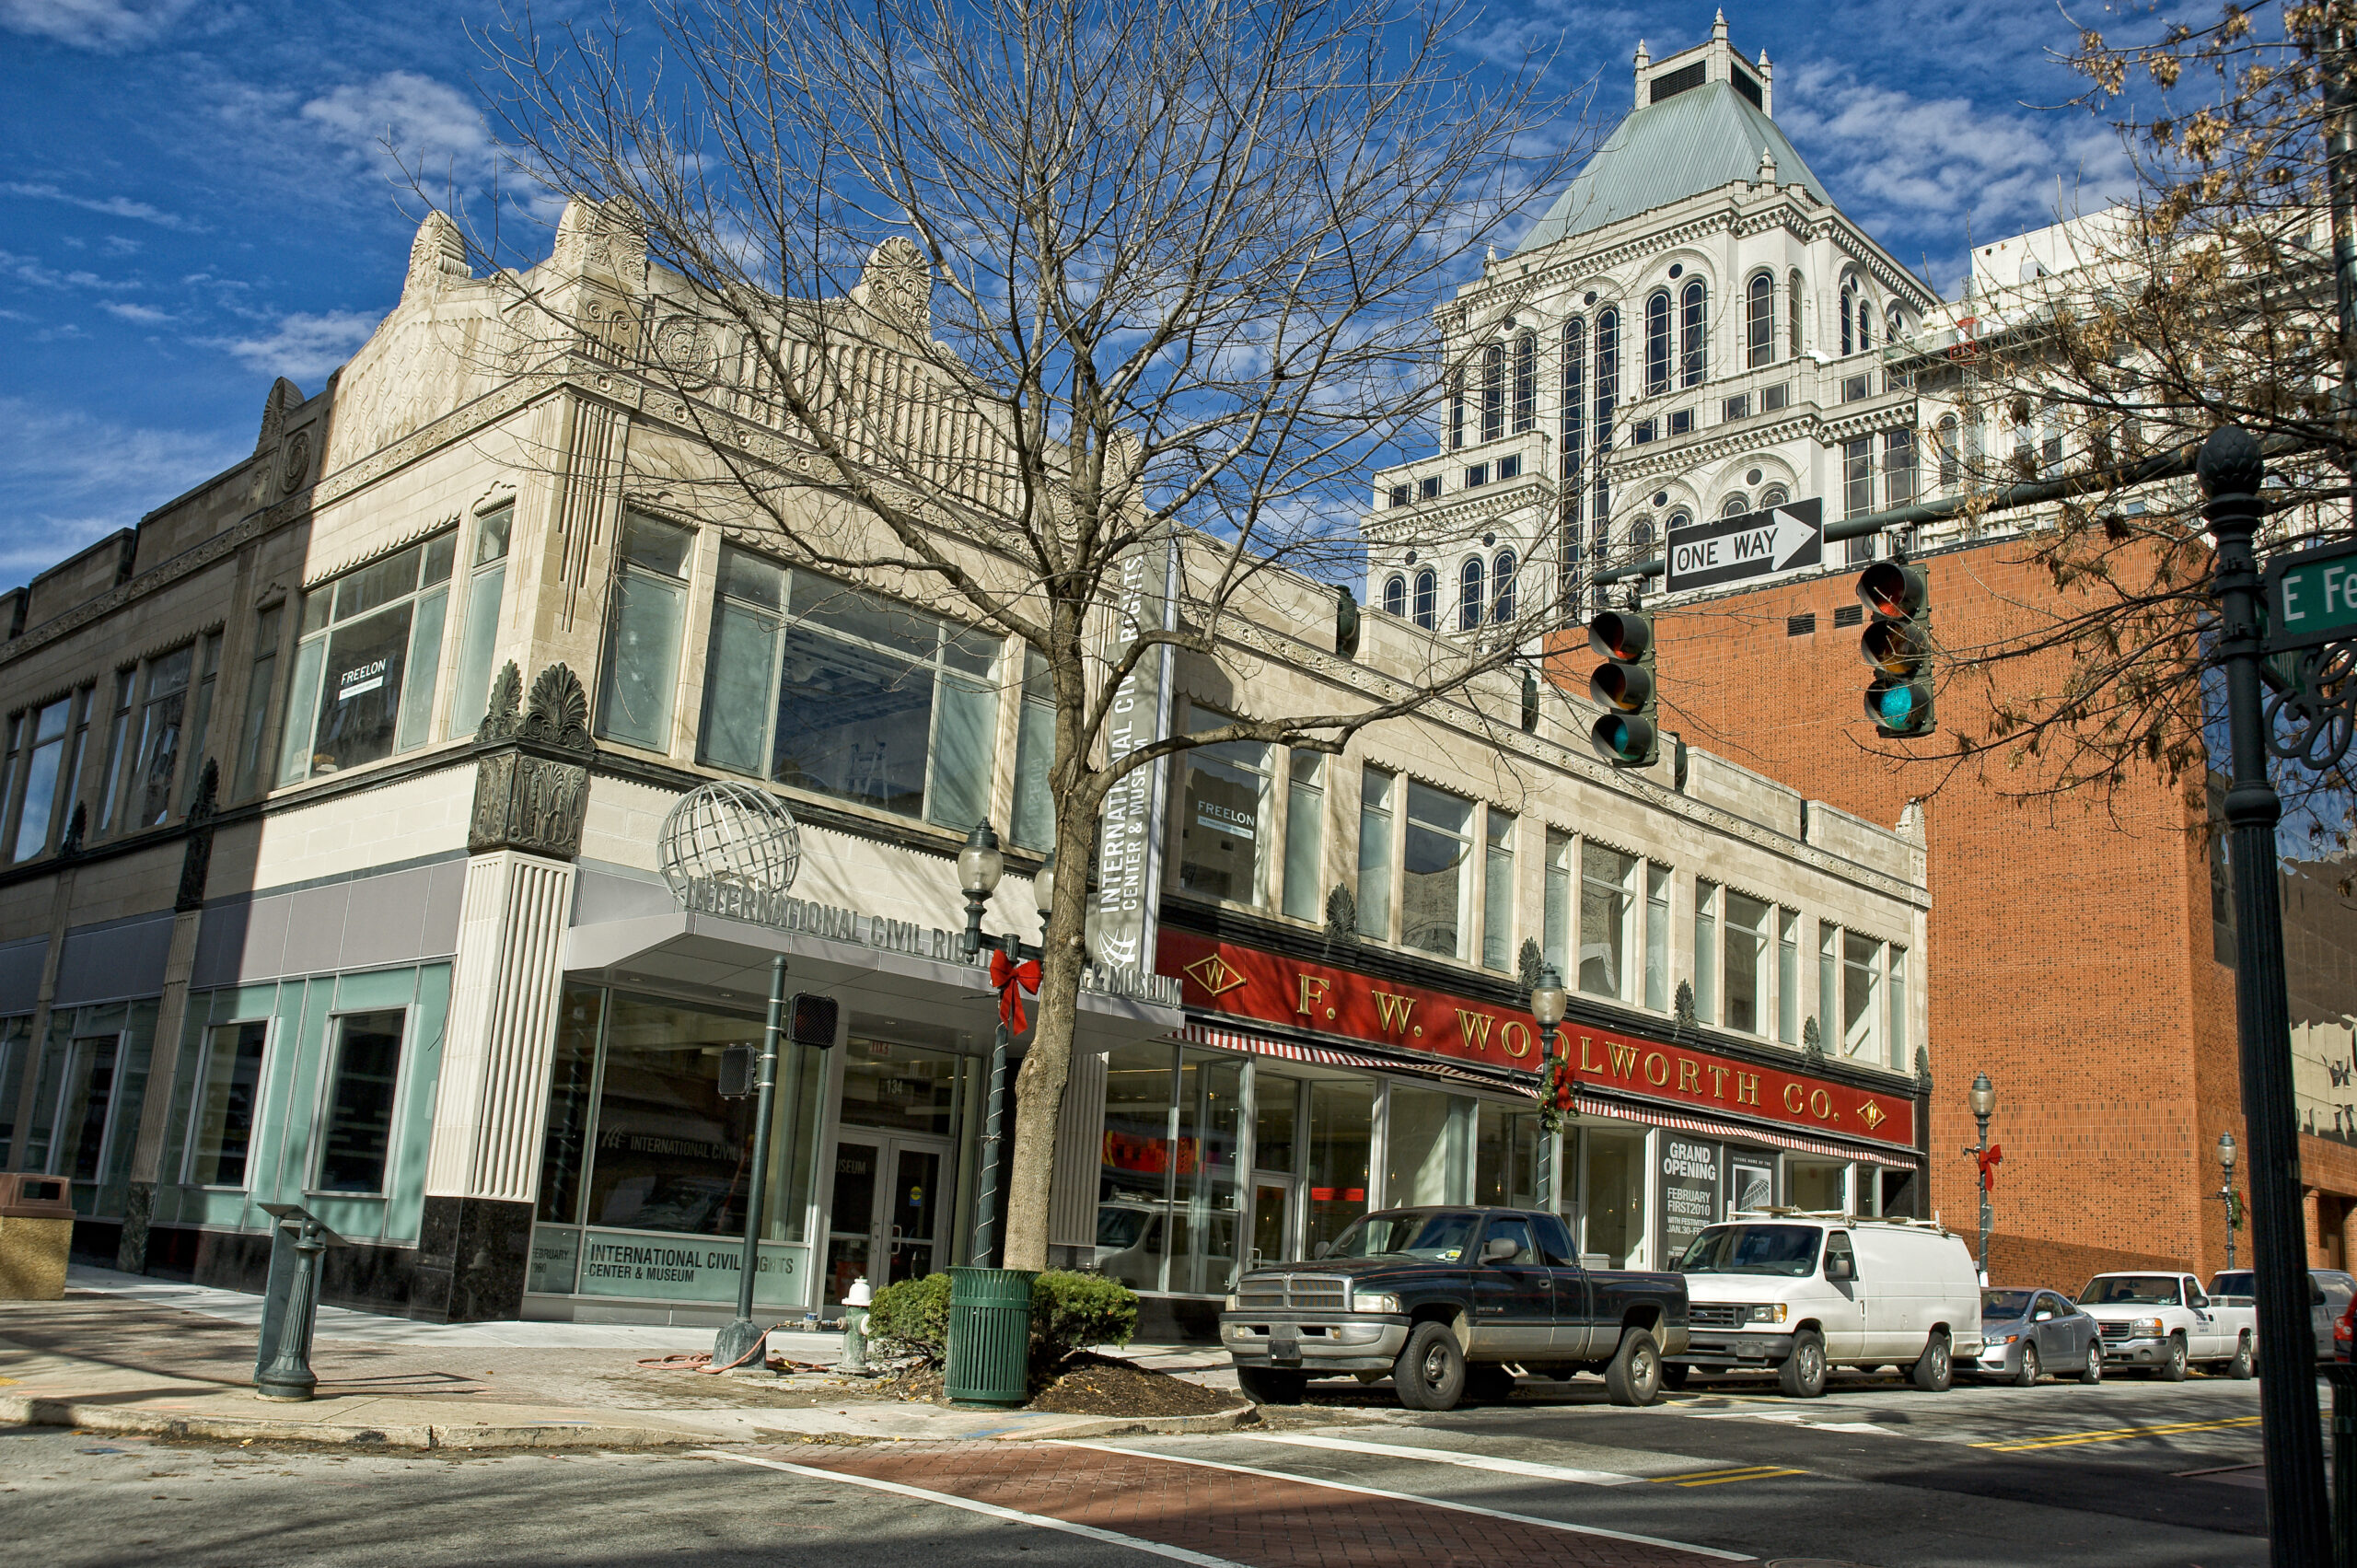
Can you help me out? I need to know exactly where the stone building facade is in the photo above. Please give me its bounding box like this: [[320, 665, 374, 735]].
[[0, 196, 1927, 1328]]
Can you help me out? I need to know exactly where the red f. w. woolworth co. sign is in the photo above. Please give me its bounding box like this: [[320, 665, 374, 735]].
[[1156, 929, 1917, 1151]]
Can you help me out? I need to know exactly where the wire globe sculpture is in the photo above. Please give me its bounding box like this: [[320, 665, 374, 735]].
[[657, 780, 801, 921]]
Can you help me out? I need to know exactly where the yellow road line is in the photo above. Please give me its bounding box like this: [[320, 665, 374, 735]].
[[1972, 1415, 2262, 1453], [1651, 1465, 1805, 1485]]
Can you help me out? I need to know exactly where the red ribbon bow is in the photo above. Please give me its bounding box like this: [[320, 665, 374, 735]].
[[1977, 1144, 2004, 1193], [990, 948, 1041, 1032]]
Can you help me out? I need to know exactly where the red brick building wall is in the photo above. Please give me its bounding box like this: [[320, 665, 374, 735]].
[[1551, 538, 2247, 1284]]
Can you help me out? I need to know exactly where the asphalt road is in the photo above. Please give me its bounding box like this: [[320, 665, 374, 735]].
[[0, 1368, 2285, 1567]]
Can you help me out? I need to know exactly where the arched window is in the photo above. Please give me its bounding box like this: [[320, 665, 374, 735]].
[[1513, 331, 1538, 434], [1746, 273, 1773, 367], [1562, 317, 1586, 494], [1647, 515, 1678, 550], [1887, 302, 1907, 343], [1459, 558, 1486, 630], [1383, 574, 1407, 617], [1936, 413, 1960, 490], [1492, 550, 1516, 621], [1787, 270, 1804, 358], [1720, 492, 1749, 518], [1856, 296, 1872, 354], [1412, 568, 1436, 630], [1593, 310, 1619, 535], [1480, 342, 1505, 443], [1840, 283, 1855, 356], [1644, 291, 1672, 396], [1679, 281, 1707, 388], [1448, 368, 1465, 449], [1759, 483, 1791, 508]]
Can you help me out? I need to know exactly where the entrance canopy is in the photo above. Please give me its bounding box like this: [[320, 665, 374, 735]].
[[563, 910, 1182, 1053]]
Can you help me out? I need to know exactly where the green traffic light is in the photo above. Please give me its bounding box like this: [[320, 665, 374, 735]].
[[1877, 686, 1915, 726]]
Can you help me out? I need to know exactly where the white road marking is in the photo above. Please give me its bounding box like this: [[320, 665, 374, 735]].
[[1054, 1441, 1755, 1562], [702, 1450, 1248, 1568], [1242, 1432, 1644, 1486], [1683, 1410, 1895, 1434]]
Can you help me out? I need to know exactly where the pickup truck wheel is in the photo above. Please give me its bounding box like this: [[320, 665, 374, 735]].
[[1777, 1330, 1827, 1399], [1394, 1321, 1466, 1411], [2159, 1333, 2189, 1382], [2228, 1333, 2254, 1379], [1463, 1364, 1516, 1402], [1606, 1328, 1664, 1406], [1910, 1330, 1953, 1393], [1235, 1366, 1306, 1406], [1659, 1360, 1691, 1391]]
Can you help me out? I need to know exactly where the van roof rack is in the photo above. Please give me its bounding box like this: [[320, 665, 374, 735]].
[[1726, 1207, 1958, 1237]]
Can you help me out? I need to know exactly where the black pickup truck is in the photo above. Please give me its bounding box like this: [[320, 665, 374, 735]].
[[1219, 1205, 1690, 1409]]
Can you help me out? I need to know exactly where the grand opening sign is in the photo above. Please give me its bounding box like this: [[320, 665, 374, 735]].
[[1156, 930, 1917, 1150]]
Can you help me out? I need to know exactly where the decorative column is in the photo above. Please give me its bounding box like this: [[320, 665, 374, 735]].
[[415, 664, 592, 1322]]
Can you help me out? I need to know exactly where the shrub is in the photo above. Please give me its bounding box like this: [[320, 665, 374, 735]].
[[865, 1272, 951, 1359], [1030, 1270, 1138, 1372]]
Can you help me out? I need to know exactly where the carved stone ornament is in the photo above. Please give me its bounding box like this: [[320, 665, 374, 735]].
[[280, 428, 312, 495], [1323, 882, 1358, 947], [176, 759, 220, 913], [858, 236, 932, 337], [653, 314, 715, 386], [1516, 936, 1542, 993], [470, 661, 596, 859]]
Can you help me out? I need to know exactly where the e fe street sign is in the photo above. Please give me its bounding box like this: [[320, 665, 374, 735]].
[[2264, 540, 2357, 653], [1665, 497, 1824, 594]]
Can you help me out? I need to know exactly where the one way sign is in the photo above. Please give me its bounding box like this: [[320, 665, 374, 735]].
[[1664, 497, 1823, 594]]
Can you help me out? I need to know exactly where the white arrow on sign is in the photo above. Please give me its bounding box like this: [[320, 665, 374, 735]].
[[1766, 507, 1816, 569], [1710, 507, 1817, 575]]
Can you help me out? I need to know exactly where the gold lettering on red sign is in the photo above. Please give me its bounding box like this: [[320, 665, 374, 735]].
[[1678, 1058, 1700, 1093], [1709, 1064, 1728, 1099], [1296, 974, 1330, 1017], [1456, 1010, 1495, 1052], [1502, 1021, 1533, 1058], [1810, 1087, 1832, 1119], [1608, 1041, 1640, 1079], [1643, 1051, 1669, 1086], [1582, 1037, 1605, 1073], [1783, 1083, 1806, 1113], [1736, 1073, 1761, 1106], [1371, 991, 1417, 1034]]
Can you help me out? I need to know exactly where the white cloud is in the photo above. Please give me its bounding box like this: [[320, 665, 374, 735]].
[[0, 180, 192, 229], [300, 71, 493, 185], [0, 398, 244, 587], [0, 0, 195, 51], [203, 308, 378, 378], [100, 300, 173, 324]]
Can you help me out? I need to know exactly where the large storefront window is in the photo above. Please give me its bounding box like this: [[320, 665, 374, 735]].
[[1583, 1126, 1644, 1267], [598, 513, 693, 752], [1099, 1042, 1177, 1291], [1178, 710, 1271, 906], [1097, 1042, 1243, 1294], [549, 990, 825, 1243], [1473, 1101, 1539, 1208], [186, 1021, 268, 1189], [1385, 1086, 1466, 1207], [1306, 1078, 1374, 1252], [537, 989, 604, 1225], [700, 548, 999, 827], [280, 532, 456, 783]]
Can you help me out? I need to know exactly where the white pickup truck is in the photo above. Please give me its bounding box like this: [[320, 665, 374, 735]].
[[2078, 1271, 2256, 1380]]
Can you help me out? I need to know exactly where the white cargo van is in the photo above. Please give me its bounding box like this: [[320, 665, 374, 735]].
[[1666, 1213, 1984, 1398]]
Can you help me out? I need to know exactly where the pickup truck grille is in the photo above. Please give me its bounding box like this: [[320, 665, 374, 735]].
[[1235, 1273, 1351, 1311], [1689, 1304, 1744, 1330], [2098, 1320, 2132, 1341]]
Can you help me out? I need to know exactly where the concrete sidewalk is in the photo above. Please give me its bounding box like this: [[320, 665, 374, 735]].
[[0, 1270, 1247, 1450]]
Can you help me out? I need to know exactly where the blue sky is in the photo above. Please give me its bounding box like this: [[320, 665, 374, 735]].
[[0, 0, 2132, 592]]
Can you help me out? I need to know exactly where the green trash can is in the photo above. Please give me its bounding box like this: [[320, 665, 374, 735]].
[[945, 1265, 1036, 1408]]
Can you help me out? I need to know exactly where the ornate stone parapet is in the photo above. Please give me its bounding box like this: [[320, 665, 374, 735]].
[[469, 662, 596, 861]]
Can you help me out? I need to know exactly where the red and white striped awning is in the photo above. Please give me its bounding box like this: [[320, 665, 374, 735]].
[[1169, 1021, 1525, 1090], [1573, 1090, 1922, 1167]]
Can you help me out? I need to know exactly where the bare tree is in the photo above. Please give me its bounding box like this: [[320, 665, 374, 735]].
[[452, 0, 1588, 1268], [1896, 4, 2357, 835]]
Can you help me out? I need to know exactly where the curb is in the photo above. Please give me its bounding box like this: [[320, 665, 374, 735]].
[[0, 1395, 709, 1450], [992, 1403, 1255, 1440]]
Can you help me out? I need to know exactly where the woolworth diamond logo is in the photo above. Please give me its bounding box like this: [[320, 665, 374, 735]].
[[1183, 953, 1248, 998]]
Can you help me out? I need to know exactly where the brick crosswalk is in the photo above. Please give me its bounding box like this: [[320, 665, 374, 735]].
[[754, 1441, 1740, 1567]]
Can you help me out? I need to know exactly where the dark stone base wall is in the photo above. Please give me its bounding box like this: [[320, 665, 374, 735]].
[[412, 1196, 533, 1323], [141, 1223, 426, 1318], [1134, 1293, 1220, 1345]]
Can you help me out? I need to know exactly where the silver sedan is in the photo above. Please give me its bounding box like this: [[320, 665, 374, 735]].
[[1975, 1286, 2103, 1386]]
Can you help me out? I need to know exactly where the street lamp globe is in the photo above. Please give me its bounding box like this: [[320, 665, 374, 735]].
[[1968, 1071, 1996, 1121], [2218, 1130, 2236, 1175], [1033, 848, 1056, 920], [1529, 964, 1568, 1029], [958, 821, 1005, 900]]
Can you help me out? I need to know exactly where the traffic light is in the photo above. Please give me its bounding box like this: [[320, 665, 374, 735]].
[[1858, 561, 1935, 738], [1587, 607, 1658, 766]]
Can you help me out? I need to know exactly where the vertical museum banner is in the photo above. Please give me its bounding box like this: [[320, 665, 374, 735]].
[[1091, 524, 1177, 981]]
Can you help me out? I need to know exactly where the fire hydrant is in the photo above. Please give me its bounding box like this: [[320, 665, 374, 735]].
[[842, 1275, 872, 1373]]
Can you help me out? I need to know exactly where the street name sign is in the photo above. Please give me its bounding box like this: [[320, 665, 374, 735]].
[[2264, 540, 2357, 652], [1665, 497, 1824, 594]]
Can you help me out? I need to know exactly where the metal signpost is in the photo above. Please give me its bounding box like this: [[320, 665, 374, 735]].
[[1664, 497, 1823, 595]]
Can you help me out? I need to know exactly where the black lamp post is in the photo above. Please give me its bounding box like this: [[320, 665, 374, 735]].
[[957, 820, 1053, 1268], [1966, 1071, 1995, 1283], [2219, 1131, 2239, 1272], [1529, 963, 1567, 1212]]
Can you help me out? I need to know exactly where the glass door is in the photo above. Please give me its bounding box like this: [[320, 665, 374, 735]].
[[54, 1034, 121, 1182], [884, 1143, 946, 1283], [825, 1134, 951, 1302], [824, 1138, 880, 1306], [1249, 1176, 1297, 1268]]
